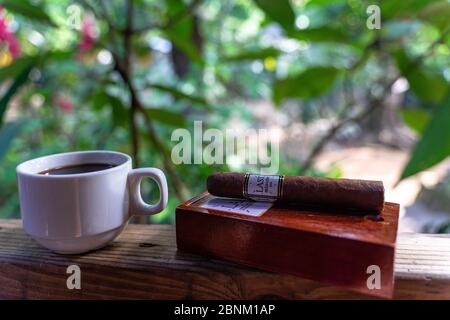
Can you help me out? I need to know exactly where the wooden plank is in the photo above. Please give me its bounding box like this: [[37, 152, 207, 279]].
[[0, 219, 449, 300]]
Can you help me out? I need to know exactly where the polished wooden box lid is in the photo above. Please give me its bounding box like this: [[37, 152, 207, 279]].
[[176, 192, 399, 298]]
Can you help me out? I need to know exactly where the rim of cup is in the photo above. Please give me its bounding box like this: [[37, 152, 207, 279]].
[[16, 150, 132, 179]]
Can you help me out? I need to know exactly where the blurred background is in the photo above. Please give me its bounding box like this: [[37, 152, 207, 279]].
[[0, 0, 449, 231]]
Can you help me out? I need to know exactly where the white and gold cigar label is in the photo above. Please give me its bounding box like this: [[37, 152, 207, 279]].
[[243, 173, 284, 202]]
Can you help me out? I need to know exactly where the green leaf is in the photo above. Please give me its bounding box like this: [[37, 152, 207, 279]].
[[0, 56, 35, 82], [0, 121, 23, 160], [0, 63, 34, 125], [288, 27, 349, 43], [253, 0, 295, 32], [149, 84, 209, 106], [91, 91, 128, 127], [146, 108, 186, 127], [382, 0, 439, 19], [418, 1, 450, 31], [400, 109, 431, 134], [230, 4, 249, 20], [221, 47, 281, 62], [0, 51, 71, 82], [1, 0, 56, 27], [400, 95, 450, 180], [395, 49, 448, 104], [273, 67, 341, 105], [91, 91, 109, 111], [164, 0, 202, 63], [108, 95, 128, 127], [436, 221, 450, 234], [42, 50, 74, 61], [306, 0, 347, 6], [166, 27, 201, 63]]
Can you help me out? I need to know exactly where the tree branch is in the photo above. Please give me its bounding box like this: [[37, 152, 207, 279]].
[[113, 59, 188, 201], [82, 0, 188, 201], [132, 0, 202, 34], [76, 0, 205, 203], [122, 0, 140, 167], [298, 33, 448, 175], [299, 98, 382, 174], [98, 0, 123, 58], [139, 109, 189, 201]]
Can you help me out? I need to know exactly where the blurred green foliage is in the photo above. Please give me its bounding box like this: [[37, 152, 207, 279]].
[[0, 0, 449, 224]]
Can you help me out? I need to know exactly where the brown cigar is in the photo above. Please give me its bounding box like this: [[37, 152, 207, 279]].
[[207, 172, 385, 214]]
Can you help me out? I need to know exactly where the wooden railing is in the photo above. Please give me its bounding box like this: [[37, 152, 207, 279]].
[[0, 219, 449, 299]]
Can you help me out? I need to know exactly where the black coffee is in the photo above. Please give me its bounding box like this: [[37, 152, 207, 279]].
[[39, 163, 116, 175]]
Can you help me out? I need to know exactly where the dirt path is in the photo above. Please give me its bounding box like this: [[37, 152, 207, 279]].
[[315, 145, 450, 232]]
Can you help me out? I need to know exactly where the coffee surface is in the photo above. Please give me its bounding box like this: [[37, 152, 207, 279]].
[[39, 163, 116, 175]]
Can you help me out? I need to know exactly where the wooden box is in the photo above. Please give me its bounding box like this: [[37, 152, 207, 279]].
[[176, 192, 400, 298]]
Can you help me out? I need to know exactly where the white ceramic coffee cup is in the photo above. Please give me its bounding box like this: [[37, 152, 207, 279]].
[[16, 150, 168, 254]]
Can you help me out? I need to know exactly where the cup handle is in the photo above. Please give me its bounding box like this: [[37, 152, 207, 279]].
[[127, 168, 168, 216]]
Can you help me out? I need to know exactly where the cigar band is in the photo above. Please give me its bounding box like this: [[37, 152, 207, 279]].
[[243, 174, 284, 202]]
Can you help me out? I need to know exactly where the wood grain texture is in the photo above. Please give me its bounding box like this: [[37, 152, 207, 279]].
[[176, 193, 399, 298], [0, 219, 449, 300]]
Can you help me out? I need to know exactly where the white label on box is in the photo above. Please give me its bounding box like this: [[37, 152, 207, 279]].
[[201, 197, 272, 216]]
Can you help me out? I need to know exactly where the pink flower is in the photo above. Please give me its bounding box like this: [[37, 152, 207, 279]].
[[56, 95, 73, 113], [0, 7, 21, 58], [77, 13, 97, 55]]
